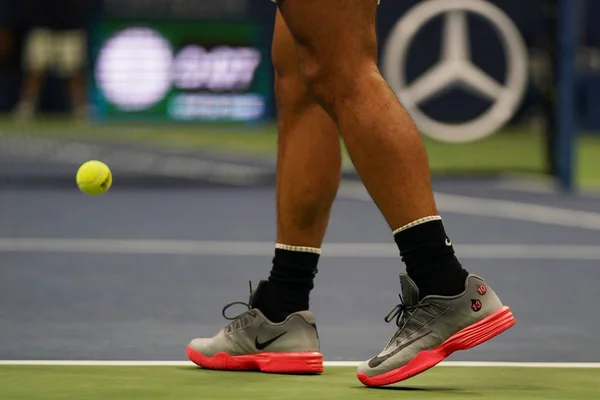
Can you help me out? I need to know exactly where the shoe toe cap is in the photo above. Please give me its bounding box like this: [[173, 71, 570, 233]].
[[356, 358, 388, 378], [188, 338, 213, 355], [356, 359, 372, 375]]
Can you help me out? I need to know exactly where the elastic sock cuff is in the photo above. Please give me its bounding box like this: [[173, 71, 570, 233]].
[[392, 216, 442, 235], [275, 243, 322, 255]]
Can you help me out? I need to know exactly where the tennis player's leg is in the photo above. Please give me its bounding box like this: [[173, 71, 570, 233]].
[[276, 0, 515, 385], [277, 0, 464, 298], [15, 28, 52, 119], [256, 8, 342, 322], [187, 10, 339, 374]]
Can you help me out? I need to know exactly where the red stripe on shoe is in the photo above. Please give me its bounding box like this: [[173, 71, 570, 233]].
[[357, 306, 516, 387], [187, 346, 324, 374]]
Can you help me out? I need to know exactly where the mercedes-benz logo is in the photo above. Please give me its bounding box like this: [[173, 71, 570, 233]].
[[382, 0, 528, 143]]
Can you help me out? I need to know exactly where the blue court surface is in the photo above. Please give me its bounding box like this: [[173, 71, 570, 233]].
[[1, 173, 600, 365]]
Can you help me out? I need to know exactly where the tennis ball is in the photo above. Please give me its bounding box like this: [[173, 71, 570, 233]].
[[76, 160, 112, 195]]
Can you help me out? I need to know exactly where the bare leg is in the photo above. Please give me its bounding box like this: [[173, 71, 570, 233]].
[[67, 69, 88, 117], [273, 10, 341, 248], [16, 28, 55, 119], [255, 10, 342, 322], [278, 0, 436, 230], [15, 71, 44, 118], [277, 0, 468, 300]]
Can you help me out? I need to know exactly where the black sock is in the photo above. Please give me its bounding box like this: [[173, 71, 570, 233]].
[[394, 217, 468, 299], [255, 245, 319, 323]]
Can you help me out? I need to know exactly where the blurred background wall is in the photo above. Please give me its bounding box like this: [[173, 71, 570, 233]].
[[1, 0, 598, 125], [0, 0, 596, 190]]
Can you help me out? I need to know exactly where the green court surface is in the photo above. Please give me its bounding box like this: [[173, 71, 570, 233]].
[[2, 117, 600, 189], [1, 366, 599, 399]]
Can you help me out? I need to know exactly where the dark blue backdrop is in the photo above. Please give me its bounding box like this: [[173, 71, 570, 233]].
[[1, 0, 599, 129]]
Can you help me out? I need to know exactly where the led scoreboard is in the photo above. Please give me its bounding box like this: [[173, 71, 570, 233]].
[[90, 21, 271, 122]]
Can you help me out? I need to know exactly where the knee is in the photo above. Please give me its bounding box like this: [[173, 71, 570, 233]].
[[272, 22, 314, 114], [299, 60, 334, 107], [274, 71, 314, 114], [300, 55, 379, 113]]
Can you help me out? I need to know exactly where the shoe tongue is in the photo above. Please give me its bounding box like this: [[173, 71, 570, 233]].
[[249, 280, 269, 308], [399, 273, 420, 305]]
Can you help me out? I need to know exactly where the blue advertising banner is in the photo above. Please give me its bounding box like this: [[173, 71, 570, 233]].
[[90, 0, 600, 131]]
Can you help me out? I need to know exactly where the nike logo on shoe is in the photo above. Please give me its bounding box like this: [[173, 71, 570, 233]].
[[368, 330, 432, 368], [445, 238, 452, 246], [255, 331, 288, 350]]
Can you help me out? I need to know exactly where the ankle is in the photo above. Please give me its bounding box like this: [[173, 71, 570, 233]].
[[394, 217, 469, 299], [255, 244, 320, 322]]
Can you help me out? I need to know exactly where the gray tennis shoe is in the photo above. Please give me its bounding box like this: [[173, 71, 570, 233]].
[[187, 281, 323, 374], [357, 273, 515, 387]]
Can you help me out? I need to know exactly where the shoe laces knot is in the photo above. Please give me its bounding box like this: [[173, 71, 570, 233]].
[[221, 281, 255, 321], [383, 295, 428, 344]]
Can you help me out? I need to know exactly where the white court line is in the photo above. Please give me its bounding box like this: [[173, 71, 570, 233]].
[[338, 182, 600, 231], [2, 238, 600, 260], [494, 176, 600, 197], [1, 360, 600, 368]]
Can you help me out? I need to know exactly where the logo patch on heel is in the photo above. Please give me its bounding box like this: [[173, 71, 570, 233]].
[[477, 284, 487, 296], [471, 299, 483, 312]]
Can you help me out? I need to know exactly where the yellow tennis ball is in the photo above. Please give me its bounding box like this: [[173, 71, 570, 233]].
[[76, 160, 112, 195]]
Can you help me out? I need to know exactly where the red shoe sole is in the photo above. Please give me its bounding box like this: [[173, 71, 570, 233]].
[[357, 306, 516, 387], [187, 346, 324, 374]]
